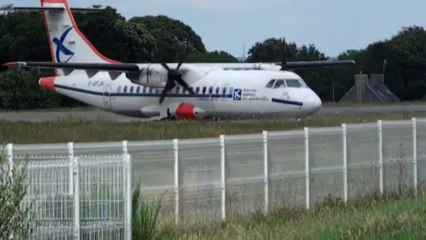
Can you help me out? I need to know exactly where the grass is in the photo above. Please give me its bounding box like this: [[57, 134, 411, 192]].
[[159, 192, 426, 240], [0, 112, 425, 144]]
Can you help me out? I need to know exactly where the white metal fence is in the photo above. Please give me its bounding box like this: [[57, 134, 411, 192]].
[[4, 118, 426, 228], [5, 148, 132, 240]]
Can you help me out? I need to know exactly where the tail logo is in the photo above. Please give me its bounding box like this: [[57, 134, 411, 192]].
[[53, 27, 75, 63]]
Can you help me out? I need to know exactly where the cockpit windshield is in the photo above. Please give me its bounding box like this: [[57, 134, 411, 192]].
[[286, 79, 303, 88], [266, 79, 275, 88], [274, 80, 285, 88], [266, 78, 308, 88]]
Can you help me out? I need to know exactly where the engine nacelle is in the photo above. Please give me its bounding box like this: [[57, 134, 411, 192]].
[[126, 64, 168, 88]]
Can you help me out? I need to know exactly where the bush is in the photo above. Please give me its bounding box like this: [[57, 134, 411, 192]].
[[132, 183, 162, 240], [0, 150, 33, 238]]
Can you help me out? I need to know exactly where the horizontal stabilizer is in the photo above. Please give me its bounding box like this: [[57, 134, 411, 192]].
[[0, 5, 105, 12]]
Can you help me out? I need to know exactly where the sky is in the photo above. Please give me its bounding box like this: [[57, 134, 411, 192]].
[[4, 0, 426, 58]]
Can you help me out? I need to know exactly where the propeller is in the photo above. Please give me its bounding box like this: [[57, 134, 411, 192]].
[[158, 61, 195, 104], [280, 37, 287, 71]]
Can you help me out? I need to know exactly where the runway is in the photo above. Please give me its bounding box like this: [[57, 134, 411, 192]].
[[0, 104, 425, 122]]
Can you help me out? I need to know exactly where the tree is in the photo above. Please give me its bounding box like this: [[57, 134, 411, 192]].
[[0, 69, 61, 110], [130, 16, 206, 62], [247, 38, 297, 63], [0, 152, 34, 238], [185, 51, 238, 63]]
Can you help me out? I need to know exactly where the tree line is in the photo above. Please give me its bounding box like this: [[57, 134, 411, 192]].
[[0, 8, 425, 109]]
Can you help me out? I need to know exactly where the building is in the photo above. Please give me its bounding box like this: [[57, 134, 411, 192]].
[[340, 73, 400, 103]]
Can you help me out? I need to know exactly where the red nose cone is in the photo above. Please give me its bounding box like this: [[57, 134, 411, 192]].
[[39, 77, 56, 91]]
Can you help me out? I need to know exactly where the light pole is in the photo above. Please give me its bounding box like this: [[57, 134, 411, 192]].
[[382, 59, 388, 83]]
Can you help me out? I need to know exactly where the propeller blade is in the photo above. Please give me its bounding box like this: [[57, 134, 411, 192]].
[[175, 77, 195, 95], [161, 62, 170, 71], [159, 79, 175, 104], [177, 62, 183, 70]]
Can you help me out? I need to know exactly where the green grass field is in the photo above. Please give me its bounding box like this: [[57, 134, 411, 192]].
[[0, 113, 426, 144], [160, 193, 426, 240], [1, 112, 425, 144]]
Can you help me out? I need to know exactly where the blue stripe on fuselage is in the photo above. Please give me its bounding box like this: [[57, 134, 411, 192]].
[[271, 98, 303, 106]]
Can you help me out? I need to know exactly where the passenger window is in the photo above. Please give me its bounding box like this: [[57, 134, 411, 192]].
[[266, 79, 276, 88], [216, 87, 220, 95], [117, 86, 121, 93], [136, 86, 140, 93], [130, 86, 134, 93], [202, 87, 207, 94], [176, 87, 180, 94], [274, 80, 285, 88], [222, 87, 227, 94], [286, 79, 302, 88], [209, 87, 213, 94], [189, 87, 194, 94], [143, 86, 146, 93], [196, 87, 200, 94], [124, 86, 128, 93]]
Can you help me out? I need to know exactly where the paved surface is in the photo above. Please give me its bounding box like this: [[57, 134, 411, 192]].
[[0, 104, 425, 122]]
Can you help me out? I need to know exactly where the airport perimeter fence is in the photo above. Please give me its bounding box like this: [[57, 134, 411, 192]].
[[4, 148, 132, 240], [3, 118, 426, 229]]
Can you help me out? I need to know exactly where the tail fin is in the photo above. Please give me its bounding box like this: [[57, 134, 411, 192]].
[[41, 0, 119, 65]]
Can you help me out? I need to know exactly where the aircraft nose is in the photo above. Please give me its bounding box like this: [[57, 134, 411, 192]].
[[39, 77, 56, 92], [304, 93, 322, 114]]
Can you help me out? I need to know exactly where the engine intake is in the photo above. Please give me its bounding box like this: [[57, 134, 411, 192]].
[[126, 64, 168, 89]]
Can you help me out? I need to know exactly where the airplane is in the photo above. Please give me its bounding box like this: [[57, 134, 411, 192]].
[[1, 0, 355, 120]]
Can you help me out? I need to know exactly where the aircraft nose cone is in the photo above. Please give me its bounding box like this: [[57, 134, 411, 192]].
[[39, 77, 56, 92], [305, 94, 322, 114]]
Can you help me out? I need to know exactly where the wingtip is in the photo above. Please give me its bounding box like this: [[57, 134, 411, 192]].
[[3, 62, 18, 67]]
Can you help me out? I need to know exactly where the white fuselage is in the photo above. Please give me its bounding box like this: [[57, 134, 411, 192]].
[[50, 69, 322, 119]]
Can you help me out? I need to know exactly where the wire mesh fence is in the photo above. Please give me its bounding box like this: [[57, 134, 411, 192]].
[[8, 153, 132, 240], [4, 118, 426, 231]]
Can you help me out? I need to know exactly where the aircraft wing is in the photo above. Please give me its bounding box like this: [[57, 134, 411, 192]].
[[2, 60, 356, 74], [285, 60, 356, 69], [3, 61, 139, 72]]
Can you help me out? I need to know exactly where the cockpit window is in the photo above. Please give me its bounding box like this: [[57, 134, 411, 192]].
[[274, 79, 285, 88], [266, 79, 276, 88], [286, 79, 303, 88]]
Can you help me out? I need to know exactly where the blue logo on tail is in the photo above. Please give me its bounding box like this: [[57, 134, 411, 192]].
[[53, 27, 74, 63]]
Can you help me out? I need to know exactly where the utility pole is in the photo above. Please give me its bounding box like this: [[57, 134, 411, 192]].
[[382, 59, 387, 84]]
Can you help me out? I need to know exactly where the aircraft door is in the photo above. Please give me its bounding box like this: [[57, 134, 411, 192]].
[[102, 84, 113, 110]]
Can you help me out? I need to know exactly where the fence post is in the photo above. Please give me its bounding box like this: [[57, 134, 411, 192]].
[[378, 120, 384, 194], [342, 124, 348, 204], [68, 142, 74, 195], [263, 131, 269, 216], [72, 157, 80, 240], [122, 141, 128, 155], [220, 135, 226, 222], [412, 118, 418, 195], [173, 139, 180, 225], [304, 127, 310, 210], [124, 154, 132, 240], [6, 144, 13, 177]]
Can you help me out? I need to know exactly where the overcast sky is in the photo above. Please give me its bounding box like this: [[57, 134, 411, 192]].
[[5, 0, 426, 58]]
